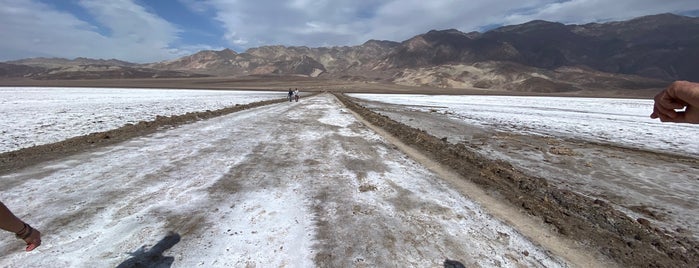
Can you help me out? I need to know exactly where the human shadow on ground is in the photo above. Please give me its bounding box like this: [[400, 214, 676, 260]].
[[444, 259, 466, 268], [116, 232, 181, 268]]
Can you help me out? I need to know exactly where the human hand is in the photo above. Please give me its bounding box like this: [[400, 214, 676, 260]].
[[22, 228, 41, 251], [651, 81, 699, 123]]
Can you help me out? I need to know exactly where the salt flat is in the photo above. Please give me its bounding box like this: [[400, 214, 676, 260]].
[[0, 87, 283, 153], [0, 94, 566, 267], [349, 94, 699, 157]]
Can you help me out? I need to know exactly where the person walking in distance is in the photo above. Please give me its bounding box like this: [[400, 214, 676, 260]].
[[294, 88, 300, 102], [287, 88, 293, 102], [0, 201, 41, 251]]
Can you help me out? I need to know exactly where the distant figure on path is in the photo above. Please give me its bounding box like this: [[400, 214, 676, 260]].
[[288, 88, 293, 102], [0, 201, 41, 251], [294, 88, 300, 102], [651, 80, 699, 124]]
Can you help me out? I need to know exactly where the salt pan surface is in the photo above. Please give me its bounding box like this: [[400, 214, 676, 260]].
[[350, 94, 699, 157], [0, 87, 283, 153]]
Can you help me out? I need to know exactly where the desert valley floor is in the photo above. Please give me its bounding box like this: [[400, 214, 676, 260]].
[[0, 89, 697, 267]]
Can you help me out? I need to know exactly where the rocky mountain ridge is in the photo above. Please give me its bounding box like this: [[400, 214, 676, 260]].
[[2, 13, 695, 92]]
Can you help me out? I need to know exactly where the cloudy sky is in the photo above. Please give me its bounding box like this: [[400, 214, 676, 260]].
[[1, 0, 698, 63]]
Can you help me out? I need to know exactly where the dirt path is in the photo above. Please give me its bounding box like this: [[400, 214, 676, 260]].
[[1, 93, 586, 267], [343, 100, 613, 267], [345, 95, 699, 267], [353, 98, 699, 241]]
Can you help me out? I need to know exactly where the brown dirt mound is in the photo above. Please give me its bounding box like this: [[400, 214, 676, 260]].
[[334, 93, 699, 267]]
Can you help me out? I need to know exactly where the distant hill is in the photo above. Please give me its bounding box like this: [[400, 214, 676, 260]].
[[381, 13, 699, 80], [148, 40, 399, 78], [483, 13, 699, 81], [2, 13, 696, 92], [0, 62, 207, 80], [7, 57, 136, 68]]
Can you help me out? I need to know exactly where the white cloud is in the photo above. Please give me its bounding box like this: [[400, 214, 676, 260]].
[[79, 0, 178, 44], [501, 0, 699, 25], [0, 0, 194, 63], [196, 0, 383, 49], [366, 0, 546, 40], [177, 0, 213, 14], [0, 0, 99, 59]]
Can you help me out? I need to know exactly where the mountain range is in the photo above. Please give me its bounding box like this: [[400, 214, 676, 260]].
[[2, 13, 697, 93]]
